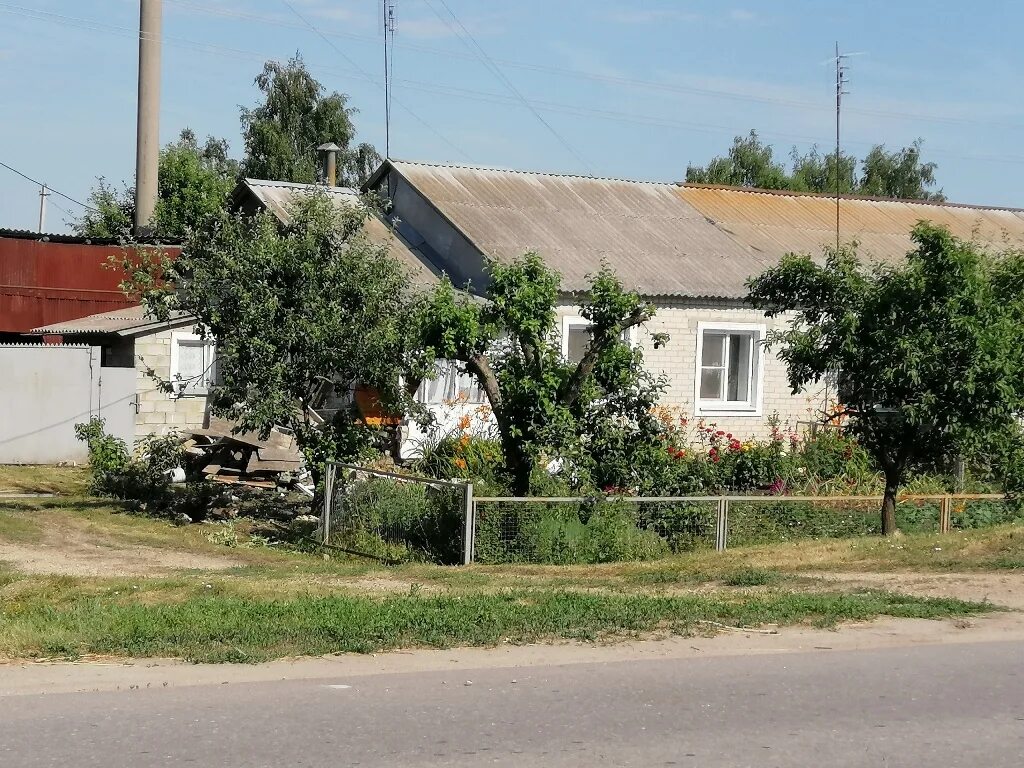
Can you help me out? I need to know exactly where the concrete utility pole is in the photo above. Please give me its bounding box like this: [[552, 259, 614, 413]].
[[37, 185, 49, 233], [134, 0, 162, 237]]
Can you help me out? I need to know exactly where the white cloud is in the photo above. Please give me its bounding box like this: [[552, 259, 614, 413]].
[[730, 9, 757, 23]]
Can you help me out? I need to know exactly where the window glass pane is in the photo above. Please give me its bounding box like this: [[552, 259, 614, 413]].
[[454, 371, 486, 403], [700, 368, 723, 400], [701, 333, 725, 366], [177, 341, 206, 394], [727, 334, 751, 401], [566, 326, 591, 364], [418, 360, 456, 404]]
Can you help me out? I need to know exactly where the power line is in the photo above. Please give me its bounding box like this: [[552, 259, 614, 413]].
[[422, 0, 593, 172], [277, 0, 469, 162], [0, 160, 97, 211], [5, 3, 1024, 170], [157, 0, 1024, 135]]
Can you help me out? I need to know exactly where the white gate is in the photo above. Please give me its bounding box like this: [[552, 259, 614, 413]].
[[0, 344, 137, 463]]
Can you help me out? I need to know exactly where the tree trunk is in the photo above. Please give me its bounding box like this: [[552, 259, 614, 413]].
[[881, 466, 901, 536], [502, 436, 533, 497]]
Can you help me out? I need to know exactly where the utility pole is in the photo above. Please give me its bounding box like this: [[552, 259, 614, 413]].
[[134, 0, 162, 237], [834, 42, 848, 252], [37, 185, 49, 233], [382, 0, 396, 158]]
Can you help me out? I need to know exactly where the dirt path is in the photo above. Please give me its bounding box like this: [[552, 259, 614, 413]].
[[803, 570, 1024, 609], [0, 521, 240, 576]]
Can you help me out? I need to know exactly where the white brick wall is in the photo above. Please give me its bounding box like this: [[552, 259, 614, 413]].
[[133, 325, 209, 442], [556, 298, 827, 441]]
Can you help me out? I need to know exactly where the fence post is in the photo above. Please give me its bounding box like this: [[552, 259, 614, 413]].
[[940, 495, 951, 534], [462, 482, 475, 565], [715, 498, 729, 552], [321, 462, 334, 545]]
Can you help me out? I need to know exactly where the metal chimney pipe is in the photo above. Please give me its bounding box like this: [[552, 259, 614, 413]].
[[134, 0, 162, 237], [318, 142, 341, 187]]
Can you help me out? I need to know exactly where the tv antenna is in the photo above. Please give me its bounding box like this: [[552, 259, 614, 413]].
[[381, 0, 396, 158], [826, 45, 866, 251]]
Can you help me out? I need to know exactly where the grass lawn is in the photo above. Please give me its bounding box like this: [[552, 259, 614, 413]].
[[0, 466, 1018, 663]]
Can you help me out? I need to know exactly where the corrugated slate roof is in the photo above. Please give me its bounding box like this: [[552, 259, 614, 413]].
[[387, 161, 778, 298], [677, 185, 1024, 266], [236, 178, 441, 286], [32, 305, 195, 336]]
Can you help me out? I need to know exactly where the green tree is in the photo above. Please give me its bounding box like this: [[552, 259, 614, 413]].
[[76, 129, 239, 240], [688, 131, 944, 200], [789, 146, 857, 195], [686, 130, 790, 189], [133, 192, 418, 469], [240, 54, 380, 187], [416, 254, 667, 495], [747, 224, 1024, 533], [859, 140, 944, 201]]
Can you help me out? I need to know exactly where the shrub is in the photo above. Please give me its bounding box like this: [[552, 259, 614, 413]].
[[332, 477, 464, 564]]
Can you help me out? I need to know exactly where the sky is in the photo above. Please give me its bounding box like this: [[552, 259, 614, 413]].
[[2, 0, 1024, 233]]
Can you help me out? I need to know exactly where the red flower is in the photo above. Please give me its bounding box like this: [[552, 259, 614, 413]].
[[715, 430, 725, 436], [726, 433, 733, 439]]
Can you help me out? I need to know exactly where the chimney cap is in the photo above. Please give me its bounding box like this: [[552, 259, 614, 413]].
[[318, 142, 341, 151]]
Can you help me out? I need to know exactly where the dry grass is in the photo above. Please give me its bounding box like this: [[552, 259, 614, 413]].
[[0, 465, 89, 495]]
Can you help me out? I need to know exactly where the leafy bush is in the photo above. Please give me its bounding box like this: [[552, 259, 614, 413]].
[[331, 477, 464, 564]]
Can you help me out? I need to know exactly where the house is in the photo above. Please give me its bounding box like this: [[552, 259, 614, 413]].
[[365, 160, 1024, 442], [32, 306, 214, 445], [0, 228, 179, 342]]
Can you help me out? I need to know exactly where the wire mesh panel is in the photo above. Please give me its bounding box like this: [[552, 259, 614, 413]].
[[949, 497, 1024, 530], [472, 498, 718, 564], [726, 497, 942, 545], [325, 464, 467, 564]]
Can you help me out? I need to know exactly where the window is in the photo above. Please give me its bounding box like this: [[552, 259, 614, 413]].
[[170, 332, 216, 396], [560, 316, 634, 364], [417, 360, 486, 404], [694, 322, 764, 415]]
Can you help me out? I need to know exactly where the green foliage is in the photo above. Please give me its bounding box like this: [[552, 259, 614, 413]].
[[140, 190, 417, 467], [722, 568, 782, 587], [687, 131, 944, 200], [416, 253, 663, 495], [332, 478, 464, 564], [240, 54, 380, 186], [73, 417, 131, 496], [76, 129, 239, 240], [748, 224, 1024, 533]]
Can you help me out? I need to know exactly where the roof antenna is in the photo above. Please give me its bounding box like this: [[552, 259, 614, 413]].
[[382, 0, 396, 158], [834, 41, 848, 252]]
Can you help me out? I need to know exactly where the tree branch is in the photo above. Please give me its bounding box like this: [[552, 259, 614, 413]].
[[560, 306, 651, 407], [466, 353, 503, 414]]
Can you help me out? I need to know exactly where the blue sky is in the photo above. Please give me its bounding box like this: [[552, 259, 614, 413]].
[[2, 0, 1023, 232]]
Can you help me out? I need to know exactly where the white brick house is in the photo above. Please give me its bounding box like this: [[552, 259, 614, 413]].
[[35, 307, 214, 443], [366, 160, 1024, 442]]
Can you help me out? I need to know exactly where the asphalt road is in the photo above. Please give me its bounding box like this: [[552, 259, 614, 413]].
[[1, 641, 1022, 767]]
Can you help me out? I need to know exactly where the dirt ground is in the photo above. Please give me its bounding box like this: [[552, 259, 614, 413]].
[[804, 570, 1024, 609], [0, 522, 241, 576]]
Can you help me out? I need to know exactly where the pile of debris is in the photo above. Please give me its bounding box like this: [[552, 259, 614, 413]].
[[183, 417, 314, 497]]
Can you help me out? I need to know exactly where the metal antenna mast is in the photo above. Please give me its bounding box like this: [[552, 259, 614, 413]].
[[382, 0, 396, 158], [834, 42, 849, 251]]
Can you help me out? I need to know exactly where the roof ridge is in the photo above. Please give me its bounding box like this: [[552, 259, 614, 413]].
[[243, 178, 359, 194], [679, 183, 1024, 213], [388, 159, 677, 187]]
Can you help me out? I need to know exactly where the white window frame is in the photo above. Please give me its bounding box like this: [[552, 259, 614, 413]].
[[169, 331, 216, 398], [693, 321, 765, 417], [560, 316, 636, 362]]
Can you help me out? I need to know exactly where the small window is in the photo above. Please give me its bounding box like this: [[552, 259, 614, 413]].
[[417, 360, 486, 404], [170, 332, 216, 396], [695, 323, 763, 415], [561, 316, 634, 364]]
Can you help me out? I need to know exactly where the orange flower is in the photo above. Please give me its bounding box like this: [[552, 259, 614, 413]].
[[454, 457, 468, 471], [457, 415, 472, 432], [459, 434, 471, 448]]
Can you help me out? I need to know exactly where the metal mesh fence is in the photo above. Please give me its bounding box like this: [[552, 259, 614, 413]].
[[323, 464, 468, 564], [470, 493, 1017, 565], [472, 498, 718, 565]]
